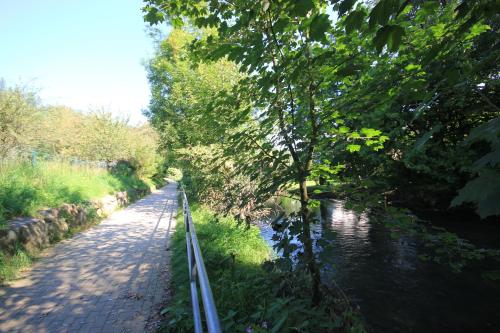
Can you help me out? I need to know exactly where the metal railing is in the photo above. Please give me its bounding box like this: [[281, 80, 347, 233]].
[[181, 188, 222, 333]]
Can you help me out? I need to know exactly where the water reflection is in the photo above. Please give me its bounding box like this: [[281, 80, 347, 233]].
[[259, 199, 500, 333]]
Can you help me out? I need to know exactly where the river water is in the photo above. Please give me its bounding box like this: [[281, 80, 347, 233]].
[[258, 199, 500, 332]]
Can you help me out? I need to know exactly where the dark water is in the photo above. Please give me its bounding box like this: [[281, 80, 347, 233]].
[[258, 200, 500, 333]]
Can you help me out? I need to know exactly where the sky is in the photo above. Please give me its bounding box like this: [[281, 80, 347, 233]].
[[0, 0, 166, 124]]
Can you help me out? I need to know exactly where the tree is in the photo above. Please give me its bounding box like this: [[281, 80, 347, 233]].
[[143, 1, 354, 303], [145, 28, 263, 211], [146, 28, 242, 152], [0, 85, 40, 159], [37, 106, 86, 156], [143, 0, 499, 304], [322, 1, 499, 216]]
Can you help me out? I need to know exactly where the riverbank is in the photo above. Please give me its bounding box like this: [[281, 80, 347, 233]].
[[160, 202, 365, 332]]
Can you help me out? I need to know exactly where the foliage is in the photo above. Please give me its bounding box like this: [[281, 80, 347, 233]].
[[145, 30, 265, 217], [451, 116, 500, 218], [166, 167, 182, 182], [0, 83, 164, 180], [0, 85, 40, 159], [323, 1, 500, 215], [142, 0, 500, 324], [143, 0, 383, 303], [163, 204, 270, 332], [145, 29, 242, 152]]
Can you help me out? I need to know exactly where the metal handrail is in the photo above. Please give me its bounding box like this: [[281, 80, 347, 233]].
[[181, 188, 222, 333]]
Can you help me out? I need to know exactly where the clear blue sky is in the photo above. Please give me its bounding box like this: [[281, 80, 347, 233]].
[[0, 0, 164, 124]]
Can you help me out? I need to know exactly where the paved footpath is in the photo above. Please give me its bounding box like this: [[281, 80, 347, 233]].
[[0, 182, 178, 333]]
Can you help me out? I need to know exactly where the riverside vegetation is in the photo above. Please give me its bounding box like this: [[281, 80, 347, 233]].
[[142, 0, 499, 332], [163, 202, 364, 332]]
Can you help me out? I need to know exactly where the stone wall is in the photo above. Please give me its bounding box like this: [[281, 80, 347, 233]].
[[0, 188, 151, 255]]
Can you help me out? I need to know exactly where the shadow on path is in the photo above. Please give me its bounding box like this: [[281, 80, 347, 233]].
[[0, 182, 178, 333]]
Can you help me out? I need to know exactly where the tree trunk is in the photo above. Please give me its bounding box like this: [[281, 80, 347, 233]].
[[299, 178, 322, 304]]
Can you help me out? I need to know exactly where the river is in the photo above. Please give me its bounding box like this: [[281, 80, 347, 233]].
[[258, 199, 500, 332]]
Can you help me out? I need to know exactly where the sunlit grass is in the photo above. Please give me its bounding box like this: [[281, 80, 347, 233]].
[[0, 159, 154, 282], [0, 247, 33, 282], [0, 160, 149, 224], [162, 203, 271, 332]]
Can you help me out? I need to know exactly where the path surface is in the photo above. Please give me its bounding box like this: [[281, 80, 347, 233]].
[[0, 182, 178, 333]]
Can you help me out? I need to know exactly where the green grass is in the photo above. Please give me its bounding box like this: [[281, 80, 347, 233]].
[[0, 246, 33, 282], [162, 204, 273, 332], [0, 159, 157, 283], [0, 160, 150, 225], [286, 180, 317, 191]]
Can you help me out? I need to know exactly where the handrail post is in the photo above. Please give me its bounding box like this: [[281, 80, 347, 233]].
[[181, 187, 222, 333]]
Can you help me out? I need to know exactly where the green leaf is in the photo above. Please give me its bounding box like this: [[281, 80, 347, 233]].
[[271, 313, 288, 333], [455, 1, 470, 19], [345, 10, 366, 33], [373, 25, 391, 53], [482, 270, 500, 282], [421, 1, 440, 15], [346, 144, 361, 152], [413, 125, 442, 151], [274, 17, 290, 34], [465, 23, 491, 41], [291, 0, 315, 17], [387, 25, 405, 52], [369, 0, 399, 28], [369, 1, 383, 29], [430, 23, 446, 38], [143, 6, 165, 25], [336, 63, 359, 76], [360, 128, 382, 137], [374, 25, 405, 53], [339, 126, 350, 134], [405, 63, 421, 71], [349, 131, 361, 139], [309, 13, 331, 42], [474, 150, 500, 169], [466, 116, 500, 144], [339, 0, 357, 16], [451, 168, 500, 218]]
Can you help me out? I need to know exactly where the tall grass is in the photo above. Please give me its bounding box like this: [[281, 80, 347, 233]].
[[0, 160, 150, 224], [163, 204, 273, 332], [0, 246, 33, 282]]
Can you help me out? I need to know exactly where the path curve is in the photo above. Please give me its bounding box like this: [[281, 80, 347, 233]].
[[0, 182, 178, 333]]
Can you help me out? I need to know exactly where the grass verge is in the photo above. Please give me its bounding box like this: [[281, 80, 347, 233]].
[[162, 204, 272, 332]]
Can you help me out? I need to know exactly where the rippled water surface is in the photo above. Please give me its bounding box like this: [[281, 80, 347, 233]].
[[259, 200, 500, 332]]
